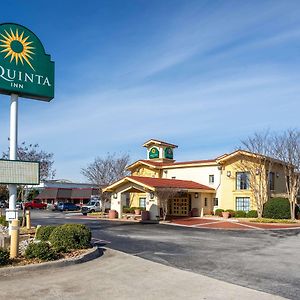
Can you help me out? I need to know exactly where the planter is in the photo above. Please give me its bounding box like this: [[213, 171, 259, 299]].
[[191, 208, 199, 217], [141, 211, 150, 221], [108, 210, 118, 219], [222, 211, 230, 219], [134, 209, 141, 215]]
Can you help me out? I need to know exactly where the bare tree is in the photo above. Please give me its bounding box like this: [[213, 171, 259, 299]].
[[155, 187, 180, 221], [238, 131, 273, 218], [81, 153, 130, 213], [273, 129, 300, 220], [3, 141, 56, 180]]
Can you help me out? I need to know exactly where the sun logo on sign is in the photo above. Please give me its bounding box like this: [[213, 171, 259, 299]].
[[0, 28, 35, 71]]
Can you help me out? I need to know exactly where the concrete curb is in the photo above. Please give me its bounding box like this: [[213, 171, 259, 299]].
[[0, 246, 101, 275]]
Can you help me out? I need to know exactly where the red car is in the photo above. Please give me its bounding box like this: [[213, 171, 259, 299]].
[[24, 200, 47, 209]]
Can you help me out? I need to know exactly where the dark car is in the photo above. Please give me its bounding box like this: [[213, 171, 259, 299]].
[[57, 202, 80, 212]]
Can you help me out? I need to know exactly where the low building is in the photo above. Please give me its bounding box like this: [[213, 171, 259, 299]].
[[104, 139, 289, 220], [33, 179, 99, 206]]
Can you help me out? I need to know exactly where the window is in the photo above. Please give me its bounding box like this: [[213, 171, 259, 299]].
[[204, 198, 208, 207], [139, 197, 146, 208], [236, 172, 250, 190], [209, 175, 214, 184], [213, 198, 218, 206], [269, 172, 275, 190], [236, 197, 250, 212]]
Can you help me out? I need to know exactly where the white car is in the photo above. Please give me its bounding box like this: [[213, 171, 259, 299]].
[[81, 199, 110, 215]]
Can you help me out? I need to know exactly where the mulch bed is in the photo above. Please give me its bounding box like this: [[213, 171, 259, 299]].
[[1, 248, 90, 268]]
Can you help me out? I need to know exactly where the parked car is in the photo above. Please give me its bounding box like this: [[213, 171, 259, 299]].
[[57, 202, 80, 212], [24, 200, 47, 210], [81, 198, 110, 215]]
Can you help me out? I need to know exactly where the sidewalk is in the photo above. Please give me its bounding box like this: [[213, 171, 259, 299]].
[[0, 248, 285, 300]]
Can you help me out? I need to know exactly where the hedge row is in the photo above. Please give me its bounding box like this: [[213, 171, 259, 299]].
[[26, 224, 92, 261], [215, 198, 299, 220], [122, 207, 146, 214], [215, 209, 258, 218]]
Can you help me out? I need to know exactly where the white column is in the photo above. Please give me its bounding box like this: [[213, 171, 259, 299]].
[[8, 94, 18, 211], [146, 193, 160, 220], [110, 192, 122, 218]]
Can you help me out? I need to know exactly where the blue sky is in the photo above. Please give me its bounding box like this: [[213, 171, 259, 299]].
[[1, 0, 300, 182]]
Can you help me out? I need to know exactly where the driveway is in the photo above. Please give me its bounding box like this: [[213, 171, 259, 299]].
[[31, 210, 300, 299], [0, 248, 284, 300]]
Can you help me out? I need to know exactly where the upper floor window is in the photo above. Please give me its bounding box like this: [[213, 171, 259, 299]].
[[236, 172, 250, 190], [269, 172, 275, 191], [209, 175, 214, 184]]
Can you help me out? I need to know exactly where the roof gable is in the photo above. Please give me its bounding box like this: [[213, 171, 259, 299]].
[[104, 176, 214, 192]]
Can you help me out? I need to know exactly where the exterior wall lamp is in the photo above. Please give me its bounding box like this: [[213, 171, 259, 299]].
[[113, 193, 117, 199], [255, 169, 260, 175], [276, 173, 279, 178], [226, 171, 231, 177], [195, 193, 199, 198], [150, 192, 154, 199]]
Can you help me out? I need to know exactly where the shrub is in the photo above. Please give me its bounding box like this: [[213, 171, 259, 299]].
[[0, 216, 8, 227], [49, 224, 91, 252], [25, 241, 58, 261], [225, 209, 236, 217], [246, 210, 258, 218], [214, 209, 224, 217], [0, 248, 10, 265], [263, 198, 291, 219], [36, 225, 57, 241], [235, 210, 247, 218], [129, 207, 136, 213], [122, 206, 131, 213]]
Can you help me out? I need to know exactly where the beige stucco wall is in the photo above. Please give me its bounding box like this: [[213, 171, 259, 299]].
[[217, 155, 287, 211], [132, 166, 160, 178]]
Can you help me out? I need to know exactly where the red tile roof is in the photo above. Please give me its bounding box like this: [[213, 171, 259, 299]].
[[143, 139, 178, 148], [129, 176, 214, 190]]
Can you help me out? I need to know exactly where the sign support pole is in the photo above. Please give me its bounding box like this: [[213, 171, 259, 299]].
[[8, 93, 18, 233]]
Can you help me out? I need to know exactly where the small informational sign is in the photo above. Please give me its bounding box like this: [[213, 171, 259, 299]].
[[0, 160, 39, 185], [5, 209, 18, 221]]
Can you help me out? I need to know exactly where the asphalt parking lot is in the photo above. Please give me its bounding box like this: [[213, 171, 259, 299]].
[[31, 210, 300, 299]]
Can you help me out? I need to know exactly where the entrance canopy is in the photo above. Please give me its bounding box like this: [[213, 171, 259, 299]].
[[104, 176, 215, 193]]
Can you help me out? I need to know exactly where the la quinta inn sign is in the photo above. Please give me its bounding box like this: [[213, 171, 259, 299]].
[[0, 23, 54, 101], [0, 23, 55, 227]]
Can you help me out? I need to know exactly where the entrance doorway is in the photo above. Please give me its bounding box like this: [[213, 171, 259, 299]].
[[171, 197, 190, 216]]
